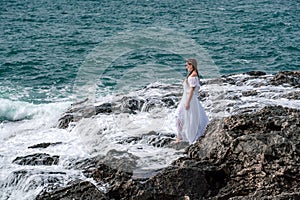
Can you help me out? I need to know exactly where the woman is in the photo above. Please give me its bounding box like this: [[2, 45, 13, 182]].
[[174, 58, 209, 144]]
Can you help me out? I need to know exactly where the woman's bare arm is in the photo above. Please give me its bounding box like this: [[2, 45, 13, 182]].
[[185, 86, 195, 110], [185, 72, 198, 110]]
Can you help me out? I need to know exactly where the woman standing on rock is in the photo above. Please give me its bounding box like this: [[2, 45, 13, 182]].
[[174, 58, 209, 144]]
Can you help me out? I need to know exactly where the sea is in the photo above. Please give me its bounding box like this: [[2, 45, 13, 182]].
[[0, 0, 299, 199]]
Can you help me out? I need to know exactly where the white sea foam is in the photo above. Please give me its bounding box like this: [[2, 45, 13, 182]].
[[0, 99, 70, 140], [0, 99, 36, 122], [0, 100, 88, 199], [0, 86, 181, 199]]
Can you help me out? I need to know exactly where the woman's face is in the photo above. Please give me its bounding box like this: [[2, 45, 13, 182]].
[[186, 62, 193, 72]]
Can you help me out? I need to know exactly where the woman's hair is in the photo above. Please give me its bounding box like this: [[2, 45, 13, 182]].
[[186, 58, 200, 78]]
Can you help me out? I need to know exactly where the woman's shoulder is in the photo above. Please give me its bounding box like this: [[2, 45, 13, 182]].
[[187, 74, 200, 86], [190, 71, 198, 77], [188, 72, 199, 79]]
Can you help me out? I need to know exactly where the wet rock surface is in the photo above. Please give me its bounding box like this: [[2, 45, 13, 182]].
[[37, 105, 300, 199], [270, 71, 300, 87], [57, 104, 111, 129], [57, 96, 177, 130], [81, 149, 139, 174], [57, 70, 300, 130], [221, 70, 300, 88], [245, 71, 267, 76], [13, 153, 59, 166], [117, 131, 176, 148], [183, 105, 300, 199], [57, 88, 180, 129], [242, 90, 258, 97], [35, 180, 107, 200], [28, 142, 62, 149]]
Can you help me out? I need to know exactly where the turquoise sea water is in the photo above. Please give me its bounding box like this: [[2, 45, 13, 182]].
[[0, 1, 300, 198], [0, 0, 299, 104]]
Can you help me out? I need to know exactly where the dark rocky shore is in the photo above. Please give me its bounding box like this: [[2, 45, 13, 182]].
[[36, 105, 300, 200], [12, 71, 300, 199]]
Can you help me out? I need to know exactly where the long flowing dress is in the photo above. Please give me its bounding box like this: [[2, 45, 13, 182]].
[[175, 76, 209, 144]]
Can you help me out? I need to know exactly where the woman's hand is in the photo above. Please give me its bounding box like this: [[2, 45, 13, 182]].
[[185, 102, 190, 110]]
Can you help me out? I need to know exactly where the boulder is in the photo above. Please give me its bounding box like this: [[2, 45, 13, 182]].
[[57, 102, 112, 129], [185, 105, 300, 199], [28, 142, 62, 149], [245, 71, 267, 76], [35, 180, 107, 200], [13, 153, 59, 166], [117, 131, 176, 148], [66, 151, 136, 180], [242, 90, 258, 97], [270, 70, 300, 87]]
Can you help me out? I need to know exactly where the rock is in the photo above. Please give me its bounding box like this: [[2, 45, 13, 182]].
[[120, 97, 145, 114], [117, 136, 143, 144], [242, 90, 258, 96], [88, 163, 133, 188], [95, 102, 112, 114], [57, 94, 180, 129], [199, 90, 209, 101], [4, 170, 65, 192], [5, 170, 65, 197], [185, 105, 300, 199], [145, 132, 176, 147], [223, 70, 267, 78], [245, 71, 267, 76], [57, 102, 113, 129], [279, 91, 300, 100], [107, 162, 228, 200], [223, 77, 238, 85], [221, 76, 253, 86], [67, 157, 134, 200], [68, 151, 136, 177], [5, 170, 29, 186], [12, 153, 59, 166], [28, 142, 62, 149], [270, 70, 300, 87], [107, 179, 144, 200], [133, 166, 210, 199], [37, 154, 136, 199], [117, 131, 176, 148], [101, 149, 139, 173], [139, 101, 156, 112], [35, 180, 107, 200], [161, 96, 177, 108], [108, 106, 300, 199], [57, 114, 73, 129]]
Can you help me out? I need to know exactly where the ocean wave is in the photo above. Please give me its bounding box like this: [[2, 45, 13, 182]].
[[0, 98, 70, 123], [0, 99, 37, 122]]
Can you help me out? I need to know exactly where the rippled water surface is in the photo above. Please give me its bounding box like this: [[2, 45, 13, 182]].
[[1, 0, 299, 102]]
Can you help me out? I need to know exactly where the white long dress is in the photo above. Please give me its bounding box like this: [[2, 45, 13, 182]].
[[175, 76, 209, 144]]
